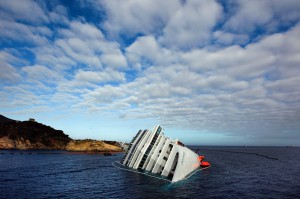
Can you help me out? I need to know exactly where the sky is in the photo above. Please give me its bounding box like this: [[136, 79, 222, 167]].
[[1, 0, 300, 146]]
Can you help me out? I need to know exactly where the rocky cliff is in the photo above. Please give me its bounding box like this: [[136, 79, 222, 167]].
[[66, 139, 123, 152], [0, 116, 71, 150], [0, 115, 123, 152]]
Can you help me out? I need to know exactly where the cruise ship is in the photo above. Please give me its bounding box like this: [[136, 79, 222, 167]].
[[120, 125, 210, 182]]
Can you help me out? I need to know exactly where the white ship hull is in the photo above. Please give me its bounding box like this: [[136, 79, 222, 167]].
[[121, 125, 201, 182]]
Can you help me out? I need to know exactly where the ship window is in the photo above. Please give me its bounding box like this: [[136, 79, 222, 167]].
[[159, 165, 164, 174], [171, 153, 179, 172]]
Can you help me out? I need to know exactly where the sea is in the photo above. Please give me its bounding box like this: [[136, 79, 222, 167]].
[[1, 146, 299, 199]]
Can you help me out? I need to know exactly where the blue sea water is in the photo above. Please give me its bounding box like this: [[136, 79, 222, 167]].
[[0, 147, 299, 199]]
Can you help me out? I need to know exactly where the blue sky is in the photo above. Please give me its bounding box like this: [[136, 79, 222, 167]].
[[1, 0, 300, 146]]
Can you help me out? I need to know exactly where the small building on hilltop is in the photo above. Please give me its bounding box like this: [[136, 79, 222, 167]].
[[28, 118, 36, 122]]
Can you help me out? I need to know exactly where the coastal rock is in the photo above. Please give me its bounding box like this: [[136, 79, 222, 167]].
[[0, 115, 14, 125], [0, 115, 124, 152], [0, 115, 71, 150], [0, 136, 15, 149], [66, 139, 123, 152]]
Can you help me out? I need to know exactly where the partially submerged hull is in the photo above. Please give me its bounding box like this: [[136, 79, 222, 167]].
[[121, 125, 201, 182]]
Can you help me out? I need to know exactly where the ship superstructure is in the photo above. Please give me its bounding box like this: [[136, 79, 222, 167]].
[[120, 125, 204, 182]]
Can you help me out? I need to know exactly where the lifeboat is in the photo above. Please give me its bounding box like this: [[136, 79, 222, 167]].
[[198, 155, 211, 168]]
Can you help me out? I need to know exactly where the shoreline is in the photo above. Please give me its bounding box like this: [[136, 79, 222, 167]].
[[0, 148, 124, 155]]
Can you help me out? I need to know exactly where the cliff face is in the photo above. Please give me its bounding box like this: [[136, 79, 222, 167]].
[[66, 139, 123, 152], [0, 115, 14, 125], [0, 115, 123, 152], [0, 119, 71, 150]]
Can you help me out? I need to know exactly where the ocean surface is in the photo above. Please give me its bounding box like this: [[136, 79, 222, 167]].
[[1, 146, 299, 199]]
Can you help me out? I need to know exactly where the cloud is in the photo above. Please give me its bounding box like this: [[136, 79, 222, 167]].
[[102, 0, 223, 49], [0, 19, 51, 45], [0, 62, 21, 83], [126, 35, 177, 69], [100, 52, 127, 69], [75, 69, 126, 83], [33, 44, 77, 71], [223, 0, 300, 35], [65, 21, 104, 40], [55, 38, 102, 68], [0, 0, 48, 24], [80, 23, 300, 142], [224, 0, 273, 33], [0, 51, 23, 83], [266, 76, 300, 93], [101, 0, 181, 38], [53, 21, 105, 68], [212, 31, 249, 46], [160, 0, 223, 49], [0, 83, 51, 109], [22, 65, 63, 83], [48, 5, 69, 25], [1, 0, 300, 145], [30, 19, 128, 73]]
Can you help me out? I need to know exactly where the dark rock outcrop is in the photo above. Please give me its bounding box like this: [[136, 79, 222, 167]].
[[0, 115, 15, 125], [0, 114, 123, 152], [0, 115, 71, 149]]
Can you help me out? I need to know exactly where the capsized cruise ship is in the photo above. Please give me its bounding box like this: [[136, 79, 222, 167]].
[[120, 125, 210, 182]]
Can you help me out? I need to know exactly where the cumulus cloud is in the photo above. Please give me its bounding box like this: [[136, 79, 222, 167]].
[[33, 44, 76, 71], [1, 0, 300, 145], [126, 35, 177, 69], [64, 21, 104, 40], [0, 19, 51, 45], [76, 22, 300, 142], [75, 69, 126, 83], [30, 19, 128, 74], [48, 5, 69, 25], [101, 0, 181, 38], [55, 37, 102, 68], [100, 52, 127, 69], [160, 0, 222, 49], [212, 31, 249, 46], [0, 51, 23, 83], [224, 0, 273, 33], [223, 0, 300, 35], [101, 0, 223, 49], [22, 65, 63, 83], [0, 0, 49, 24], [0, 62, 21, 83]]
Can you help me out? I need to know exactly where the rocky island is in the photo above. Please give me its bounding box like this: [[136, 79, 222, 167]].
[[0, 114, 123, 153]]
